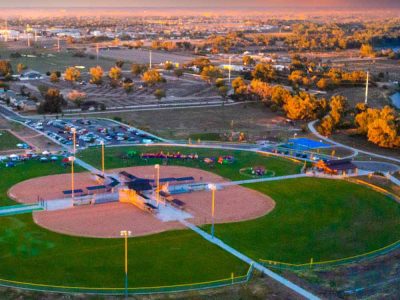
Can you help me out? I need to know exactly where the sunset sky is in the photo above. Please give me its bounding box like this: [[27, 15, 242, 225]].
[[1, 0, 399, 8]]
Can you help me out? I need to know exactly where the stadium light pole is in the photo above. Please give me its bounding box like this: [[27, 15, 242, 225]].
[[100, 140, 105, 177], [208, 184, 217, 239], [154, 164, 160, 206], [69, 156, 75, 201], [120, 230, 132, 298], [71, 127, 76, 155]]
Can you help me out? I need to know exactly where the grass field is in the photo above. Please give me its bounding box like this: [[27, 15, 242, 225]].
[[210, 178, 400, 264], [78, 145, 302, 180], [0, 160, 247, 288], [0, 159, 83, 206], [0, 47, 121, 74], [0, 147, 399, 290], [0, 130, 23, 151], [81, 102, 299, 141]]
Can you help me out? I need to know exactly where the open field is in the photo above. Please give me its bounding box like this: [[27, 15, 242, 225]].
[[0, 44, 121, 74], [78, 145, 302, 180], [0, 130, 22, 152], [0, 160, 82, 206], [212, 177, 400, 263], [332, 129, 400, 160], [0, 116, 62, 152], [91, 48, 195, 64], [0, 144, 399, 293], [83, 102, 302, 141]]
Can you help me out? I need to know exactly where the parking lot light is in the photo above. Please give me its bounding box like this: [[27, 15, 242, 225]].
[[68, 156, 75, 201]]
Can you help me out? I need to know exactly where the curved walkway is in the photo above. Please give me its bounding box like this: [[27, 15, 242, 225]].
[[308, 120, 400, 164]]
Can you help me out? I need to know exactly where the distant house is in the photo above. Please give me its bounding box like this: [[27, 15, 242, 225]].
[[314, 159, 358, 176]]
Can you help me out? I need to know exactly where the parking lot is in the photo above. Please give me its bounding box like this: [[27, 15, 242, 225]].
[[24, 118, 160, 150]]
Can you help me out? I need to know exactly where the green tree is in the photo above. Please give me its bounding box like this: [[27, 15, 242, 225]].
[[154, 89, 166, 102]]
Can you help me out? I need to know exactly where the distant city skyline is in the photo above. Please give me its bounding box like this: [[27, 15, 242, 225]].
[[1, 0, 399, 8]]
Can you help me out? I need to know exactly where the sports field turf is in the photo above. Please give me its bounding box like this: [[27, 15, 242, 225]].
[[0, 148, 400, 289], [0, 130, 23, 151], [211, 178, 400, 264], [0, 160, 81, 206], [78, 145, 302, 180], [0, 160, 248, 288]]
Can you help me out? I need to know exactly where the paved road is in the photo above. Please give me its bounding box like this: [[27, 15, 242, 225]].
[[308, 120, 400, 165], [181, 219, 320, 300]]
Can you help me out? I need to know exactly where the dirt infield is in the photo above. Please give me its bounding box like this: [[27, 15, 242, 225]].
[[9, 166, 275, 238]]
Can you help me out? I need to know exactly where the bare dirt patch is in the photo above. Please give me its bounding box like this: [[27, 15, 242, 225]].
[[10, 166, 275, 238]]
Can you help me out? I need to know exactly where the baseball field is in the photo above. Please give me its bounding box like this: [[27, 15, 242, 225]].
[[0, 145, 399, 292]]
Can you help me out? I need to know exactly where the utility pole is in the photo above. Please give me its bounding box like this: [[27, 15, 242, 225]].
[[364, 71, 369, 105], [57, 37, 60, 52], [228, 56, 232, 84], [149, 50, 152, 69]]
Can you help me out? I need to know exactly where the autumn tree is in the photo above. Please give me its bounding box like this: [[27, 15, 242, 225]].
[[17, 63, 27, 73], [64, 67, 81, 83], [283, 92, 326, 120], [89, 66, 104, 85], [200, 65, 222, 83], [131, 64, 147, 76], [329, 95, 347, 125], [251, 63, 277, 82], [318, 115, 335, 136], [360, 44, 375, 58], [317, 78, 330, 90], [38, 88, 65, 114], [49, 72, 59, 83], [108, 66, 122, 81], [0, 60, 13, 77], [232, 77, 248, 98], [142, 69, 163, 86], [243, 55, 255, 66], [123, 78, 134, 93], [355, 106, 399, 148]]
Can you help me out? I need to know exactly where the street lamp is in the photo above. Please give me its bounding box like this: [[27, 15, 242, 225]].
[[120, 230, 132, 298], [154, 164, 160, 206], [71, 127, 76, 155], [100, 140, 105, 177], [208, 183, 217, 239], [69, 156, 75, 201]]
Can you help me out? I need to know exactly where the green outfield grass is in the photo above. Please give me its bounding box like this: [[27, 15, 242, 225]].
[[0, 214, 247, 288], [210, 178, 400, 264], [0, 159, 80, 206], [78, 145, 302, 180], [0, 147, 400, 290], [0, 131, 23, 151]]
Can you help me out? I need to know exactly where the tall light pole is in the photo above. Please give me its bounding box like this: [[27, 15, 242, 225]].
[[228, 56, 232, 84], [120, 230, 132, 298], [154, 164, 160, 206], [100, 140, 105, 177], [69, 156, 75, 201], [365, 71, 369, 105], [71, 128, 76, 155], [208, 184, 217, 239], [149, 50, 152, 69]]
